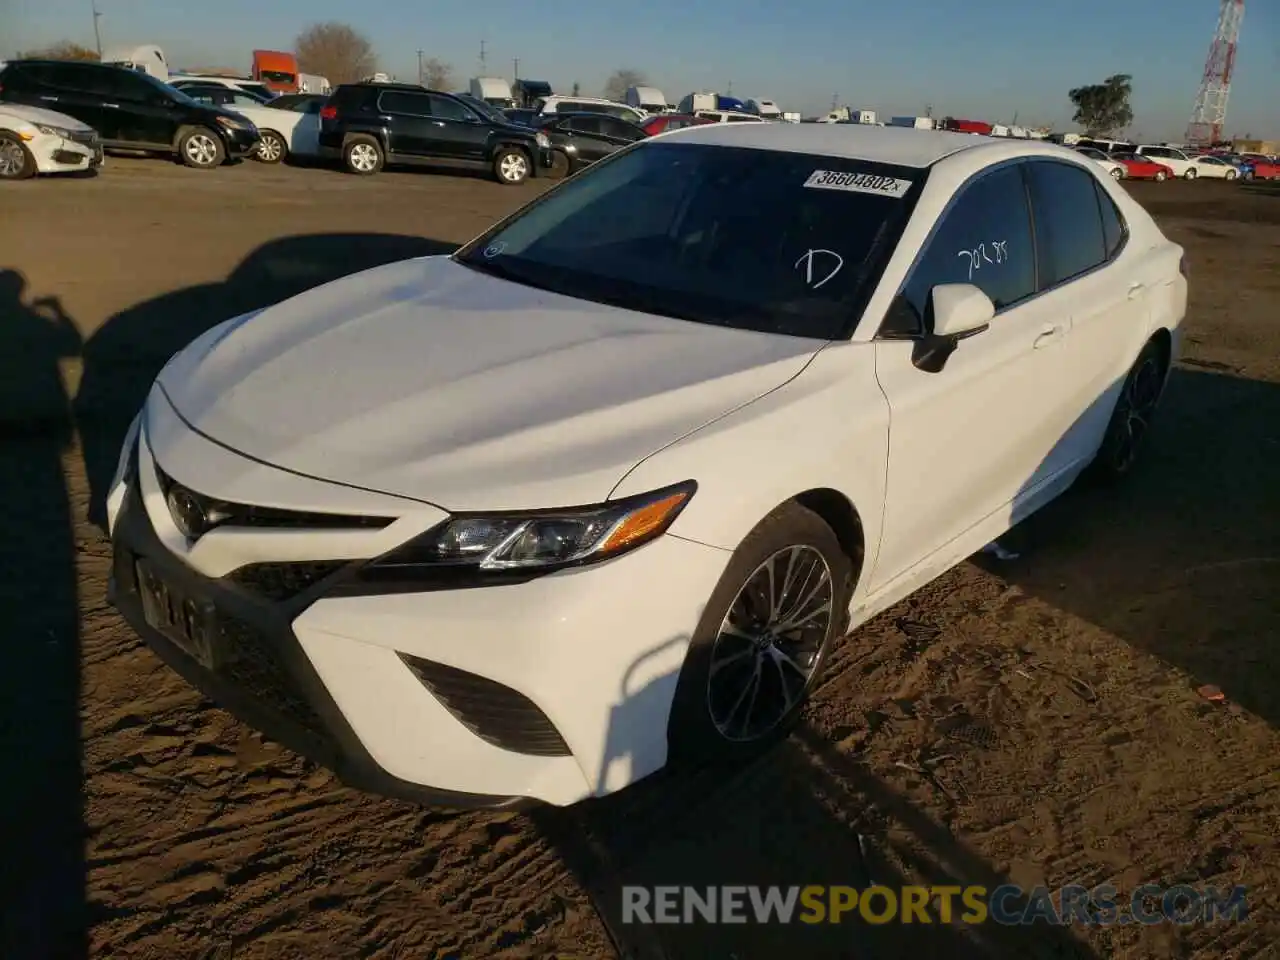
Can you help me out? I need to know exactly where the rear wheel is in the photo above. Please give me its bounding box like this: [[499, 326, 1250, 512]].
[[0, 133, 36, 180], [343, 135, 383, 175], [1085, 338, 1168, 483], [667, 502, 854, 765], [550, 149, 573, 178], [1154, 170, 1167, 182], [1110, 166, 1124, 180], [1224, 168, 1238, 181]]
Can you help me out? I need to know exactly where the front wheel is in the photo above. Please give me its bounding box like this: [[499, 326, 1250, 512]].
[[493, 146, 530, 185], [0, 133, 36, 180], [1085, 338, 1168, 483], [1154, 170, 1168, 182], [666, 502, 854, 765], [256, 130, 287, 164], [1183, 168, 1197, 180], [178, 127, 225, 169], [1224, 169, 1238, 181], [1110, 166, 1125, 180]]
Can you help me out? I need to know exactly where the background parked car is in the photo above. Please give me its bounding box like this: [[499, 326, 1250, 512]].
[[0, 102, 103, 179], [1237, 153, 1280, 179], [1073, 145, 1127, 180], [181, 85, 326, 163], [502, 108, 540, 127], [170, 75, 275, 102], [0, 59, 260, 169], [1187, 154, 1240, 180], [693, 109, 765, 123], [642, 113, 714, 136], [1111, 152, 1174, 182], [1135, 145, 1204, 179], [318, 81, 553, 183], [531, 95, 646, 123], [535, 112, 646, 174]]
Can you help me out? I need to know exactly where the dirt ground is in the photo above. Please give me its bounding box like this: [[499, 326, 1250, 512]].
[[1, 158, 1278, 960]]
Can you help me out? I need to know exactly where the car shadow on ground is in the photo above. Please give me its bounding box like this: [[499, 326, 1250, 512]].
[[73, 233, 458, 530], [0, 270, 87, 959], [978, 366, 1280, 730]]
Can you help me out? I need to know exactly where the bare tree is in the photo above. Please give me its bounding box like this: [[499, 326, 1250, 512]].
[[422, 57, 453, 90], [603, 68, 647, 103], [295, 22, 377, 84], [19, 41, 99, 61]]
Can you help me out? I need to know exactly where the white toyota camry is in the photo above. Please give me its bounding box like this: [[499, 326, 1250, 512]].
[[106, 123, 1187, 808]]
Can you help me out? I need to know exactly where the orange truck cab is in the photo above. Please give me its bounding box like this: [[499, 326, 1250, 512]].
[[251, 50, 299, 94]]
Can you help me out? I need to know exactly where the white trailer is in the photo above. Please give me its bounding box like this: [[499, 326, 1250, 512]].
[[889, 115, 936, 130], [625, 86, 667, 114], [746, 98, 782, 120], [101, 44, 169, 82], [469, 77, 515, 107], [676, 92, 718, 114], [298, 73, 331, 94]]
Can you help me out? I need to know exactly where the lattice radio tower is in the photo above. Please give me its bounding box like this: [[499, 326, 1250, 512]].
[[1185, 0, 1245, 146]]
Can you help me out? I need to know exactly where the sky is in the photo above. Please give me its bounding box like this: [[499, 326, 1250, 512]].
[[4, 0, 1277, 141]]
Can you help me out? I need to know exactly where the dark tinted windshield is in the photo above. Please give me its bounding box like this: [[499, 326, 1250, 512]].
[[455, 142, 923, 339]]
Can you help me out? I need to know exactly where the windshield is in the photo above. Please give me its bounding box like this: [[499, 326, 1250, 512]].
[[455, 142, 923, 339], [260, 70, 295, 84], [464, 96, 505, 122]]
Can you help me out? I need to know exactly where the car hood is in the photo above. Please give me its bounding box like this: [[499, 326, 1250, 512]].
[[157, 255, 820, 511], [1, 103, 95, 132]]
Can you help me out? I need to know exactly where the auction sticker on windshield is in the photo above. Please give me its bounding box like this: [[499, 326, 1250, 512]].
[[803, 170, 912, 197]]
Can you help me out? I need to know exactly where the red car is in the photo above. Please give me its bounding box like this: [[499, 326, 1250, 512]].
[[1111, 153, 1175, 181], [1240, 153, 1280, 179], [641, 113, 714, 136]]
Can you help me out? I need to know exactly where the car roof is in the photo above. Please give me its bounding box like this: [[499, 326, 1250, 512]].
[[658, 122, 1070, 168]]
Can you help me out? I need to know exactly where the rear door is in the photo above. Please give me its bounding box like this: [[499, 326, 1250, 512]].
[[377, 90, 436, 157], [1023, 160, 1154, 471], [562, 115, 609, 162]]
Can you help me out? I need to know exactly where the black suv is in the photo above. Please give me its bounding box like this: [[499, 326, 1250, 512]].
[[0, 60, 260, 169], [535, 113, 647, 174], [318, 82, 553, 184]]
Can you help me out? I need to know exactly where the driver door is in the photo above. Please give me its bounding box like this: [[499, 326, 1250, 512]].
[[869, 162, 1074, 592]]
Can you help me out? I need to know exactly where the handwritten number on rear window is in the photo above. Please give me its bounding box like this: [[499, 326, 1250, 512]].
[[957, 240, 1009, 281]]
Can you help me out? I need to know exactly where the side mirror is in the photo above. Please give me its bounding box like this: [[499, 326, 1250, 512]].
[[930, 283, 994, 339], [911, 283, 994, 373]]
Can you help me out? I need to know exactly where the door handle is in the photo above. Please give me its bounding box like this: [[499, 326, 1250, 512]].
[[1033, 323, 1065, 349], [430, 120, 445, 127], [39, 95, 59, 102], [102, 102, 120, 109], [1127, 282, 1145, 300]]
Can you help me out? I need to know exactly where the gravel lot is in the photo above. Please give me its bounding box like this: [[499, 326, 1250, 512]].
[[2, 157, 1278, 960]]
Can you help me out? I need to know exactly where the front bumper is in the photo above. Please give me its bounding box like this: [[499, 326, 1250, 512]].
[[222, 127, 262, 159], [32, 132, 101, 173], [108, 412, 730, 806]]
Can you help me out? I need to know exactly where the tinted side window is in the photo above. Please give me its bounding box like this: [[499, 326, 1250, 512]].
[[43, 63, 102, 93], [428, 95, 475, 122], [895, 164, 1035, 330], [1095, 182, 1126, 259], [1026, 161, 1107, 288], [600, 118, 641, 140], [566, 116, 602, 135], [108, 71, 162, 102], [379, 91, 431, 116]]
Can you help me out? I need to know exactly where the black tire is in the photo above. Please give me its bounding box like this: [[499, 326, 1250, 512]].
[[0, 132, 37, 180], [1183, 168, 1197, 180], [666, 502, 855, 766], [1224, 169, 1238, 181], [343, 135, 383, 175], [256, 130, 287, 164], [1084, 338, 1168, 483], [550, 149, 573, 178], [1154, 170, 1167, 182], [177, 126, 225, 169], [493, 146, 531, 185]]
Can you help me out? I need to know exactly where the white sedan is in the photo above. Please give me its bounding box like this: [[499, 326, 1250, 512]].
[[0, 103, 102, 179], [1073, 145, 1126, 180], [177, 84, 324, 163], [105, 124, 1186, 807], [1188, 155, 1241, 180]]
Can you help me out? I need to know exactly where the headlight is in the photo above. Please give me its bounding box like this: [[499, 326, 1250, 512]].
[[535, 132, 550, 148], [36, 124, 71, 138], [360, 481, 695, 583]]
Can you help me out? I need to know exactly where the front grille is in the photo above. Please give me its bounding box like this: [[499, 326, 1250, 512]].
[[218, 615, 327, 739], [400, 655, 572, 757], [228, 560, 348, 602], [153, 463, 395, 534]]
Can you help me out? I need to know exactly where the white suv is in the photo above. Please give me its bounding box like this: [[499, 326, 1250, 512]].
[[532, 96, 645, 123], [1135, 145, 1200, 179]]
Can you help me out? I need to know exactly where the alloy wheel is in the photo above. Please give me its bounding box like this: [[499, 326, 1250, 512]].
[[348, 143, 377, 172], [1109, 355, 1162, 473], [0, 139, 25, 177], [258, 134, 283, 162], [500, 153, 528, 182], [705, 545, 834, 742], [185, 134, 219, 167]]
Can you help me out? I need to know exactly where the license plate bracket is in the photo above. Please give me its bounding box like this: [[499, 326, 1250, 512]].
[[135, 558, 220, 670]]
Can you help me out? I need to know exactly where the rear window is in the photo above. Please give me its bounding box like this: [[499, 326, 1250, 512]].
[[455, 142, 924, 339]]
